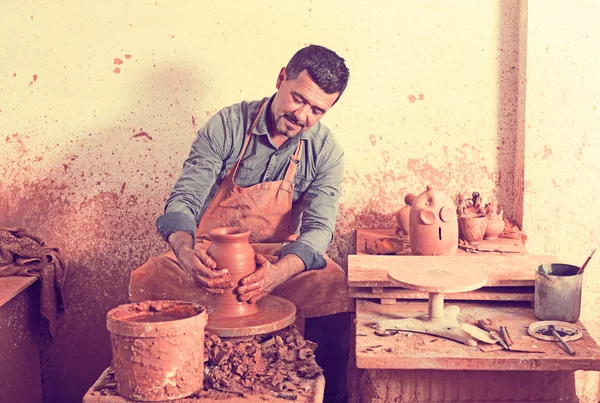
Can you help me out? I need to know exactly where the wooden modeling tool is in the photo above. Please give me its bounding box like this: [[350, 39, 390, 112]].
[[549, 325, 576, 356]]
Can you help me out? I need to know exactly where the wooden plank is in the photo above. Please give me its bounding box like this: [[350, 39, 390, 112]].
[[355, 299, 600, 371], [83, 367, 326, 403], [348, 254, 559, 288], [349, 286, 535, 302], [0, 276, 38, 308], [356, 228, 528, 255]]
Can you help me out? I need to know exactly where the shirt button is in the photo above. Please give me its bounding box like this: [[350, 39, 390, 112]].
[[265, 177, 270, 181]]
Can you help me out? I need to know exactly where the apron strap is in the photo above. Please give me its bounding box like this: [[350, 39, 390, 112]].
[[231, 99, 268, 180], [280, 139, 305, 192]]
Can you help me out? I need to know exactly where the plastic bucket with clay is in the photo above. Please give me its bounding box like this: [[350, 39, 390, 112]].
[[534, 263, 583, 323], [107, 300, 207, 401]]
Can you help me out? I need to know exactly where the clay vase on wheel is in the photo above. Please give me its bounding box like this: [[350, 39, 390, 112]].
[[206, 227, 258, 318]]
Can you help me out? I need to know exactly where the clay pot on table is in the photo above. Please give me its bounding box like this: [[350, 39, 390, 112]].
[[484, 200, 506, 240], [106, 300, 207, 401], [206, 227, 258, 318], [395, 193, 416, 235], [409, 185, 458, 256], [458, 213, 488, 244]]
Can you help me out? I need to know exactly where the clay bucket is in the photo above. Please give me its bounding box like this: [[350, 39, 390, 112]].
[[535, 263, 583, 323], [206, 226, 259, 317], [106, 300, 207, 401], [458, 213, 487, 243]]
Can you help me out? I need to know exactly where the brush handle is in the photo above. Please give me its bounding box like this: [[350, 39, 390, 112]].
[[549, 326, 576, 356], [577, 248, 597, 274]]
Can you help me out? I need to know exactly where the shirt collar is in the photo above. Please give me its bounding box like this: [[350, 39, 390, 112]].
[[252, 94, 318, 141]]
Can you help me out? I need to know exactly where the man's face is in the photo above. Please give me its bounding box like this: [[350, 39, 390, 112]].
[[269, 68, 339, 138]]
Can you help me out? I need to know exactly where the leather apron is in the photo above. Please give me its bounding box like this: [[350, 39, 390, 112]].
[[129, 101, 354, 319]]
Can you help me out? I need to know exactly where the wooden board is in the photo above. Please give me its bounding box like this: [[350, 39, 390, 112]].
[[83, 367, 325, 403], [357, 228, 528, 255], [355, 299, 600, 371], [349, 286, 535, 302], [348, 254, 559, 288], [0, 276, 37, 308]]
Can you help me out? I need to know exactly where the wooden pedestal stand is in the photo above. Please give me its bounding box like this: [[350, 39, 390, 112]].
[[378, 266, 488, 346]]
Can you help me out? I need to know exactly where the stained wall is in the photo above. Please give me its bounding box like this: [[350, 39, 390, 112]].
[[522, 1, 600, 400], [0, 0, 597, 402]]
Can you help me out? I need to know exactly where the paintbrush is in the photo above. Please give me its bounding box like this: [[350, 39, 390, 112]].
[[577, 248, 597, 274]]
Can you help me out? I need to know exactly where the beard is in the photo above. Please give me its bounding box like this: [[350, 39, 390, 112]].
[[275, 113, 305, 138]]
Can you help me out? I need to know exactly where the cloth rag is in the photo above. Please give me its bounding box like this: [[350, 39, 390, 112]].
[[0, 227, 67, 338]]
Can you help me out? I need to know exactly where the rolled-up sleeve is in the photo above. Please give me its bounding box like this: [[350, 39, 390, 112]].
[[280, 137, 344, 270], [156, 112, 230, 241]]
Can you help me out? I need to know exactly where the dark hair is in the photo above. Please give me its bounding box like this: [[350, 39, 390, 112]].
[[285, 45, 350, 103]]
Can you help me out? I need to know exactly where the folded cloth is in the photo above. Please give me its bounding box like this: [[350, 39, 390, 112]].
[[0, 227, 67, 338]]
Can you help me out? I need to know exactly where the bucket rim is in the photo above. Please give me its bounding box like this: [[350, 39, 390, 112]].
[[107, 300, 208, 337], [536, 263, 582, 276]]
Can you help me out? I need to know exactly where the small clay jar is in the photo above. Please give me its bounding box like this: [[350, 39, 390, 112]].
[[206, 227, 258, 318], [484, 201, 505, 240], [458, 213, 488, 244], [395, 193, 416, 235], [409, 185, 458, 256]]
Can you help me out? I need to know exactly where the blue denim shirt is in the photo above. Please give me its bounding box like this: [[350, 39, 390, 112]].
[[156, 95, 344, 270]]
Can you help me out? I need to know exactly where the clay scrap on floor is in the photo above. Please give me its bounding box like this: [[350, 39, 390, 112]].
[[205, 324, 322, 399], [91, 325, 322, 401]]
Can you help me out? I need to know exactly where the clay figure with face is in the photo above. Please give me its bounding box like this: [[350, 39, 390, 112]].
[[409, 185, 458, 256]]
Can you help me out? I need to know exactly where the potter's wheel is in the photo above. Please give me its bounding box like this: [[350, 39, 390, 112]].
[[206, 295, 296, 337]]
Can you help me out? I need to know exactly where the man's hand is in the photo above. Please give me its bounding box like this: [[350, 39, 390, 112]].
[[168, 231, 233, 292], [237, 253, 305, 303]]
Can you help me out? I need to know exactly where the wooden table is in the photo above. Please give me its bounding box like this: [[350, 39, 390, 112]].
[[348, 228, 600, 403], [0, 276, 43, 403], [83, 368, 325, 403]]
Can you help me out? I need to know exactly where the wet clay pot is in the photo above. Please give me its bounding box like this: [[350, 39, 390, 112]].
[[106, 300, 207, 401], [395, 193, 416, 236], [409, 185, 458, 256], [206, 227, 258, 317], [459, 213, 488, 244]]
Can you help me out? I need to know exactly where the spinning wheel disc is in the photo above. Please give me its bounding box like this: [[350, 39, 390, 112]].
[[206, 295, 296, 337]]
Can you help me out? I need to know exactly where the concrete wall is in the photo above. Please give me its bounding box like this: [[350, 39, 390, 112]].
[[523, 1, 600, 400], [1, 0, 598, 401]]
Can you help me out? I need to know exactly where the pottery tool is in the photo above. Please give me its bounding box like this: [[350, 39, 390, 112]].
[[577, 248, 596, 274], [462, 323, 497, 344], [548, 325, 576, 356], [500, 326, 513, 347]]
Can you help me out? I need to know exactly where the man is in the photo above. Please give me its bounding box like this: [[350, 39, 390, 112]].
[[130, 45, 353, 403]]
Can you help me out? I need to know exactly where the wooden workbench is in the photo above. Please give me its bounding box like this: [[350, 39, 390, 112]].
[[356, 299, 600, 371], [350, 228, 556, 304], [83, 367, 325, 403], [348, 228, 600, 403]]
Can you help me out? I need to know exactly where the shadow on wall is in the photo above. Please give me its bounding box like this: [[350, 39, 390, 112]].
[[0, 63, 204, 403], [496, 0, 523, 223]]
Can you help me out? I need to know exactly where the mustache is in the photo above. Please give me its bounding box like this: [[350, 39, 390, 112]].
[[284, 114, 305, 128]]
